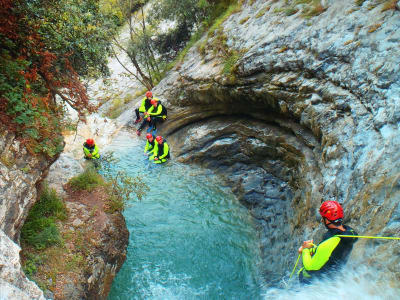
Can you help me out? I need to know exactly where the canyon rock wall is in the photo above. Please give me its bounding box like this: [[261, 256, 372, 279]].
[[145, 0, 400, 282], [0, 125, 52, 298]]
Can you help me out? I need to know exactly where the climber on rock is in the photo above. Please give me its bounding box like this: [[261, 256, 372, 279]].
[[298, 201, 357, 284], [136, 98, 167, 136], [134, 91, 158, 124], [149, 136, 170, 164], [144, 133, 156, 156], [83, 138, 100, 160]]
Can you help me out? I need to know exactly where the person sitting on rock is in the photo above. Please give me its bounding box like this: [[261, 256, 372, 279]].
[[145, 98, 167, 135], [83, 139, 100, 160], [136, 98, 166, 136], [149, 136, 170, 164], [134, 91, 158, 124], [298, 201, 357, 284], [144, 133, 155, 156]]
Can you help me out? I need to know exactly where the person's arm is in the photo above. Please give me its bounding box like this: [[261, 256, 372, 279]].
[[302, 237, 340, 271], [148, 104, 162, 116], [158, 143, 169, 159], [83, 146, 91, 157], [91, 145, 100, 159], [139, 98, 146, 112], [153, 143, 159, 158], [144, 141, 154, 154]]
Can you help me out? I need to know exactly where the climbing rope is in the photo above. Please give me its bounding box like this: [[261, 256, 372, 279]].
[[336, 235, 400, 240], [289, 253, 301, 279], [289, 235, 400, 279]]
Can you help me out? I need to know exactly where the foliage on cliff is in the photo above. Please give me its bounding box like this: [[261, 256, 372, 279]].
[[109, 0, 239, 90], [0, 0, 117, 156]]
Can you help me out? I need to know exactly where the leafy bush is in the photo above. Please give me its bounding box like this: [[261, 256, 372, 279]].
[[21, 186, 66, 249], [101, 152, 148, 213], [68, 167, 105, 191], [0, 0, 118, 156], [22, 253, 44, 277]]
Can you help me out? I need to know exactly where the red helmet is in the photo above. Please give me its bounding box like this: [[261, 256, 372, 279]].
[[150, 99, 158, 105], [319, 201, 344, 221], [146, 133, 153, 140], [155, 136, 163, 142], [86, 138, 94, 146], [145, 91, 153, 98]]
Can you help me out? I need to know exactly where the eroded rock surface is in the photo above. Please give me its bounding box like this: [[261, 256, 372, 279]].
[[0, 230, 45, 300], [136, 0, 400, 282]]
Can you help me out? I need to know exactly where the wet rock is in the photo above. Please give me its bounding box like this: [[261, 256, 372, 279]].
[[153, 0, 400, 283]]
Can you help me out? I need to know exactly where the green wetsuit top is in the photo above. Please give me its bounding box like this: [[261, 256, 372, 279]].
[[83, 143, 100, 159], [147, 102, 166, 118], [139, 97, 157, 113], [144, 139, 155, 154], [300, 225, 357, 281], [153, 141, 170, 160]]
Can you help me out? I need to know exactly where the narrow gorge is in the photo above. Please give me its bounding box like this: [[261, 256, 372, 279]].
[[1, 0, 400, 299]]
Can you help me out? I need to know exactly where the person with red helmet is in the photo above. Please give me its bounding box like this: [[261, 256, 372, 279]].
[[149, 136, 170, 164], [83, 138, 100, 160], [136, 93, 166, 136], [144, 133, 155, 156], [298, 201, 357, 284], [143, 98, 167, 135], [134, 91, 158, 124]]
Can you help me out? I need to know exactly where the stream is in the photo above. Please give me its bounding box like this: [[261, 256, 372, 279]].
[[105, 131, 264, 300]]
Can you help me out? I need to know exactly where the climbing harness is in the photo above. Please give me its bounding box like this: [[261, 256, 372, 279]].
[[289, 235, 400, 279]]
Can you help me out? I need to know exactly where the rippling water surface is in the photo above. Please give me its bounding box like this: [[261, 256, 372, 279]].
[[106, 131, 263, 300]]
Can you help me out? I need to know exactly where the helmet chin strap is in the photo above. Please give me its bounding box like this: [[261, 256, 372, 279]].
[[323, 217, 342, 229]]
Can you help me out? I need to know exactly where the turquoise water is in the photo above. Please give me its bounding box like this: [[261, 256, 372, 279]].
[[106, 132, 263, 300]]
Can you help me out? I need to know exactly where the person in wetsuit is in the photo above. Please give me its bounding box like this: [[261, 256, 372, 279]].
[[146, 98, 167, 133], [83, 139, 100, 160], [134, 91, 157, 124], [149, 136, 170, 164], [144, 133, 155, 156], [298, 201, 357, 284]]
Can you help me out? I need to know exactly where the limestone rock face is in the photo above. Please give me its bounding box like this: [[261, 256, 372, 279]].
[[151, 0, 400, 281], [0, 230, 45, 300], [0, 126, 57, 241], [0, 125, 55, 298]]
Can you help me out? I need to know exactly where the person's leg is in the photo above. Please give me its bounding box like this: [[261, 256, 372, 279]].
[[135, 108, 144, 122]]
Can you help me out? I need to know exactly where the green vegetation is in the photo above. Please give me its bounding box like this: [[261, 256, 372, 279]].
[[380, 0, 398, 11], [223, 51, 241, 74], [68, 167, 105, 192], [104, 96, 132, 119], [239, 16, 250, 24], [0, 0, 118, 156], [21, 185, 67, 250], [271, 0, 327, 19], [100, 152, 148, 212], [110, 0, 244, 88], [256, 5, 270, 18], [68, 153, 148, 212], [20, 158, 147, 291], [355, 0, 367, 5], [355, 0, 398, 11]]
